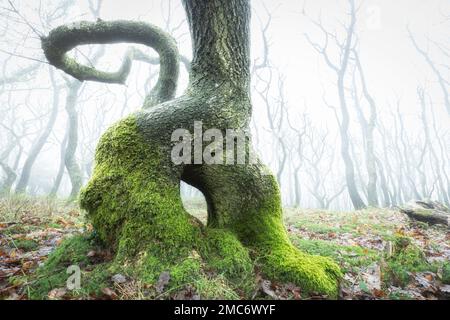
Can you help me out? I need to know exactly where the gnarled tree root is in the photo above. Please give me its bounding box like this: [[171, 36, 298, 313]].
[[30, 116, 341, 299]]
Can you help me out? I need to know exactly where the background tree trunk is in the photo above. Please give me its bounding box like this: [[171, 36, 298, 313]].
[[14, 69, 60, 194]]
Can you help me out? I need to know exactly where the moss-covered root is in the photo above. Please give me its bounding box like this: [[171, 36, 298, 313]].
[[79, 115, 197, 254], [259, 243, 342, 297], [52, 115, 340, 298], [29, 234, 111, 299], [191, 163, 342, 297], [73, 115, 256, 298]]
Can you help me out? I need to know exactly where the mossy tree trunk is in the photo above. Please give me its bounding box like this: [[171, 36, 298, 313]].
[[39, 0, 341, 297]]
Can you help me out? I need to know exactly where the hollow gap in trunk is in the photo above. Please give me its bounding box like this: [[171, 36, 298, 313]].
[[180, 180, 207, 225]]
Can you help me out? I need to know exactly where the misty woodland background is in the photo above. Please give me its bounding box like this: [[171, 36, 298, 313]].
[[0, 0, 449, 300], [0, 0, 448, 209]]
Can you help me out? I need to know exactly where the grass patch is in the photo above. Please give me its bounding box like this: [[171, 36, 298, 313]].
[[384, 236, 435, 287], [290, 236, 379, 271], [13, 239, 39, 251]]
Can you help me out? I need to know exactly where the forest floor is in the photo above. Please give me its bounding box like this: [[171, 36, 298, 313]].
[[0, 195, 449, 300]]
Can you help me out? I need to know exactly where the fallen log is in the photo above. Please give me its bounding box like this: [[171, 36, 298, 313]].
[[399, 200, 450, 227]]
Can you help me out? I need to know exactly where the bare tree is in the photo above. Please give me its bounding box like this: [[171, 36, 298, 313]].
[[408, 27, 450, 115], [14, 69, 61, 193], [351, 50, 379, 207], [417, 87, 449, 205], [304, 0, 366, 209]]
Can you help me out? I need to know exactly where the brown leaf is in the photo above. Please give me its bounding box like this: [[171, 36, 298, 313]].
[[56, 217, 72, 228], [48, 288, 67, 299], [101, 287, 118, 299], [373, 288, 386, 298], [424, 274, 433, 282], [22, 261, 34, 270], [87, 250, 96, 257]]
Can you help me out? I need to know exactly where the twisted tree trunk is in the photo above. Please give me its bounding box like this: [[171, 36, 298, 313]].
[[64, 80, 83, 201], [36, 0, 340, 298]]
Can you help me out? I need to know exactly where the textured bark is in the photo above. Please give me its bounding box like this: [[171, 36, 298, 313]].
[[0, 135, 18, 194], [39, 0, 341, 297], [41, 20, 179, 108]]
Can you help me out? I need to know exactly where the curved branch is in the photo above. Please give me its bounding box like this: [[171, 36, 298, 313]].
[[131, 47, 191, 73], [41, 20, 180, 108]]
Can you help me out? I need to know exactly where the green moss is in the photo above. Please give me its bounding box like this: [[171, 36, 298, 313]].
[[13, 239, 39, 251], [442, 262, 450, 284], [199, 229, 253, 280], [28, 234, 115, 299], [29, 235, 92, 299], [228, 176, 342, 297], [79, 116, 255, 298], [257, 242, 341, 297], [291, 237, 379, 271], [385, 236, 434, 287], [193, 275, 242, 300]]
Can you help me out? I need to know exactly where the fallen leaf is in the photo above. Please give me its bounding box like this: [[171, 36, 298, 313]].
[[373, 288, 385, 298], [48, 288, 67, 299], [22, 261, 34, 270], [101, 287, 118, 299], [87, 250, 96, 257]]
